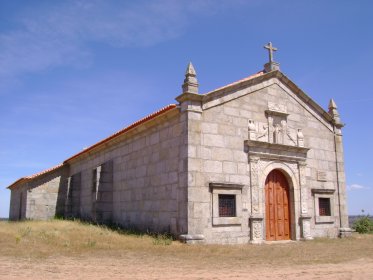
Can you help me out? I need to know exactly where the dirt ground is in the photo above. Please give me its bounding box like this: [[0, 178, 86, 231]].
[[1, 255, 373, 279], [1, 220, 373, 279]]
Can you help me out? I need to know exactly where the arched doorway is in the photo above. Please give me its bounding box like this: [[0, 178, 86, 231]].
[[265, 169, 291, 241]]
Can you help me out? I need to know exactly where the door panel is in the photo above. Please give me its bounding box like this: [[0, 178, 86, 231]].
[[265, 170, 291, 241]]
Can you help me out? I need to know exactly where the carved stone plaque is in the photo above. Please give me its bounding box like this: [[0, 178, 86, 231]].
[[268, 102, 287, 114], [317, 171, 327, 182]]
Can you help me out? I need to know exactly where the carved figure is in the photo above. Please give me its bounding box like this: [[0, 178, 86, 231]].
[[297, 128, 304, 147], [248, 120, 257, 140], [273, 124, 282, 144], [257, 124, 268, 141]]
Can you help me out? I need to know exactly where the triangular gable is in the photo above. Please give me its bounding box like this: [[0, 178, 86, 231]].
[[201, 70, 333, 130]]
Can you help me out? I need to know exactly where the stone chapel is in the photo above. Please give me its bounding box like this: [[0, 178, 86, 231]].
[[8, 43, 351, 244]]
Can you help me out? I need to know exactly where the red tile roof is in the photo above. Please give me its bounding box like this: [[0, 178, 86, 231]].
[[64, 104, 178, 163], [7, 71, 266, 190], [7, 104, 178, 189], [7, 163, 64, 189]]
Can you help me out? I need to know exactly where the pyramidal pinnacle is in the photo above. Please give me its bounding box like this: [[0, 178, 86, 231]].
[[328, 98, 343, 127], [328, 99, 337, 110], [185, 62, 196, 76], [182, 62, 199, 94]]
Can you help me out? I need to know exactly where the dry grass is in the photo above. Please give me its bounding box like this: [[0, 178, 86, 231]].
[[1, 219, 373, 268]]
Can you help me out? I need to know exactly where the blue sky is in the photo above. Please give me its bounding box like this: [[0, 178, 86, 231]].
[[1, 0, 372, 217]]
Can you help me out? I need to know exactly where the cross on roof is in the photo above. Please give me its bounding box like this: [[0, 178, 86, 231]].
[[264, 42, 278, 63]]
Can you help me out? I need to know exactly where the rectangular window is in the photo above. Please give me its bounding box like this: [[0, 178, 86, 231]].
[[319, 197, 331, 216], [218, 194, 236, 217]]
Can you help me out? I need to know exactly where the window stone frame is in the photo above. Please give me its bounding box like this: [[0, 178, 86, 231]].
[[312, 189, 335, 224], [209, 183, 244, 226]]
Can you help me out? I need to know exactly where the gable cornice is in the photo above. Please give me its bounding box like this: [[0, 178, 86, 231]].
[[201, 70, 333, 125], [274, 71, 333, 123]]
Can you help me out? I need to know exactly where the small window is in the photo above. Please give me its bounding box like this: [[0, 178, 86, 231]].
[[218, 194, 236, 217], [319, 198, 331, 216]]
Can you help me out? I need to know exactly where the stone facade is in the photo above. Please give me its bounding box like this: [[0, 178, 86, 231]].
[[8, 58, 351, 243]]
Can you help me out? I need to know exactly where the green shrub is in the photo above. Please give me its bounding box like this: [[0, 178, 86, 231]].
[[353, 216, 373, 234]]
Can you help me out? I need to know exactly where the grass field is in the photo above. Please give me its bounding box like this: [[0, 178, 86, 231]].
[[1, 220, 373, 279]]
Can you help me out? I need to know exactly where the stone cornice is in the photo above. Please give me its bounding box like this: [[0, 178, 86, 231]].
[[175, 92, 203, 103], [200, 70, 335, 127], [245, 139, 309, 162], [209, 182, 244, 191], [311, 188, 335, 194]]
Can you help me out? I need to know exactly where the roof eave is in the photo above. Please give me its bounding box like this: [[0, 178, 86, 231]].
[[7, 178, 28, 190]]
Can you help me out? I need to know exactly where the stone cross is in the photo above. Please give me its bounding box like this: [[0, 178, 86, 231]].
[[264, 42, 278, 63]]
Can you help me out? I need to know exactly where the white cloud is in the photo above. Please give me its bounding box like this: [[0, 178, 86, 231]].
[[347, 184, 370, 191], [0, 0, 247, 87]]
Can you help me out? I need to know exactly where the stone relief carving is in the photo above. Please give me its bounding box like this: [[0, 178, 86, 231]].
[[247, 102, 305, 148], [298, 162, 308, 214], [250, 157, 261, 215], [250, 165, 259, 213], [256, 123, 269, 141], [253, 221, 262, 239], [250, 157, 259, 185], [299, 163, 307, 186]]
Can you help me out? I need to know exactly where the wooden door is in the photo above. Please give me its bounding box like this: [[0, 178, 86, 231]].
[[265, 170, 291, 241]]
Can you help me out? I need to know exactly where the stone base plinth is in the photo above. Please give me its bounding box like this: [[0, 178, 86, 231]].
[[179, 234, 205, 244], [249, 215, 264, 244], [339, 227, 353, 238], [300, 215, 313, 240]]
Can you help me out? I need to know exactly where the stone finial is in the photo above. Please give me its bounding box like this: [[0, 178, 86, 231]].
[[263, 42, 280, 73], [328, 99, 343, 127], [182, 62, 199, 94], [185, 62, 196, 76], [328, 99, 337, 110]]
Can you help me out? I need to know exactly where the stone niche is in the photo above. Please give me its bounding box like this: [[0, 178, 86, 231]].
[[245, 102, 312, 243]]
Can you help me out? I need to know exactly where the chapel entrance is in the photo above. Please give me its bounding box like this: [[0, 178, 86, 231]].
[[265, 169, 291, 241]]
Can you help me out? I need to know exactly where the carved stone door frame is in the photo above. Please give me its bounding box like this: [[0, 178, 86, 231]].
[[245, 140, 312, 243]]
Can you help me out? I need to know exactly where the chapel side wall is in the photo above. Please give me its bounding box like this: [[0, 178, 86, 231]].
[[188, 79, 342, 243], [26, 168, 67, 220], [68, 110, 188, 235]]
